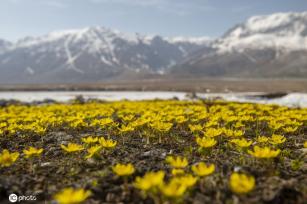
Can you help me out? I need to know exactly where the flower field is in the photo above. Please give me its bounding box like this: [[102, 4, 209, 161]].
[[0, 100, 306, 203]]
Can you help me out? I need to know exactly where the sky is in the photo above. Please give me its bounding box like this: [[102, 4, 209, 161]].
[[1, 0, 307, 41]]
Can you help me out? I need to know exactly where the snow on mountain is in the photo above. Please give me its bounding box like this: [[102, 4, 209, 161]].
[[0, 39, 12, 53], [14, 27, 139, 49], [216, 12, 307, 53], [12, 27, 211, 54], [172, 11, 307, 78], [2, 11, 306, 83], [165, 36, 212, 45], [0, 27, 211, 83]]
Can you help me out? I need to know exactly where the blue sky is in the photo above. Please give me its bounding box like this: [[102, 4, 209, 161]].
[[1, 0, 307, 41]]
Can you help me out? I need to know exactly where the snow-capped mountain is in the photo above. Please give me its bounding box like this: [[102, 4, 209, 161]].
[[1, 11, 307, 84], [217, 11, 307, 52], [0, 27, 211, 83], [172, 11, 307, 78], [0, 39, 11, 53]]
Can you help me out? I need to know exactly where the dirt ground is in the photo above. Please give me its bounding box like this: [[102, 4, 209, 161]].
[[1, 78, 307, 93], [1, 129, 306, 204]]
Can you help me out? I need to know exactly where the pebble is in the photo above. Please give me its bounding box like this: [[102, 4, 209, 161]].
[[41, 162, 52, 167], [55, 132, 73, 142]]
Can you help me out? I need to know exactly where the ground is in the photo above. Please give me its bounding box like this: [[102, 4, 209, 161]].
[[0, 99, 306, 204], [1, 78, 307, 93]]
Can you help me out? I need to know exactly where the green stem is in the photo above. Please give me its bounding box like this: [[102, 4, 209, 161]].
[[146, 136, 150, 145]]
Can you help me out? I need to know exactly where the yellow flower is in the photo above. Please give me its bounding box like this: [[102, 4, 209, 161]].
[[112, 163, 135, 176], [229, 172, 255, 194], [204, 120, 219, 128], [134, 171, 165, 191], [188, 124, 203, 133], [171, 168, 185, 176], [304, 141, 307, 148], [119, 125, 134, 132], [121, 114, 135, 122], [269, 120, 284, 130], [269, 134, 286, 145], [204, 128, 223, 137], [81, 136, 98, 144], [191, 162, 215, 177], [230, 138, 252, 148], [248, 146, 280, 159], [224, 129, 244, 137], [54, 187, 91, 204], [283, 126, 298, 133], [165, 156, 188, 169], [173, 174, 198, 187], [154, 122, 173, 132], [85, 145, 102, 159], [256, 136, 269, 143], [91, 118, 114, 127], [159, 179, 187, 198], [0, 149, 19, 167], [233, 122, 244, 128], [23, 147, 43, 158], [176, 116, 187, 124], [61, 143, 84, 153], [99, 118, 114, 126], [131, 118, 149, 127], [196, 137, 217, 148], [99, 138, 117, 148]]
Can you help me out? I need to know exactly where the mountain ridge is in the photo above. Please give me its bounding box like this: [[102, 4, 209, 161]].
[[171, 11, 307, 78], [1, 11, 307, 83], [0, 26, 211, 83]]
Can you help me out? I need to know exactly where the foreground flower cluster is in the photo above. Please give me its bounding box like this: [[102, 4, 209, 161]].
[[0, 100, 306, 203]]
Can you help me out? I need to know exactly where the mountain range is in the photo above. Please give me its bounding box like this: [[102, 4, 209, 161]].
[[0, 27, 211, 83], [0, 11, 307, 84], [172, 11, 307, 78]]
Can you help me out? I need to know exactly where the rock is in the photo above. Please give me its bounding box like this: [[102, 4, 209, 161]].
[[106, 193, 116, 202], [159, 152, 167, 159], [192, 193, 211, 204], [55, 132, 73, 143], [185, 92, 198, 99], [40, 162, 52, 167], [142, 151, 151, 157]]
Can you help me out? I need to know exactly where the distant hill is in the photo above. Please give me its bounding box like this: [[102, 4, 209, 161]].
[[0, 27, 210, 83], [1, 11, 307, 84], [171, 11, 307, 78]]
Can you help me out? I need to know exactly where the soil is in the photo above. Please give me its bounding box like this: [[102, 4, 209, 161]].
[[1, 78, 307, 93]]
